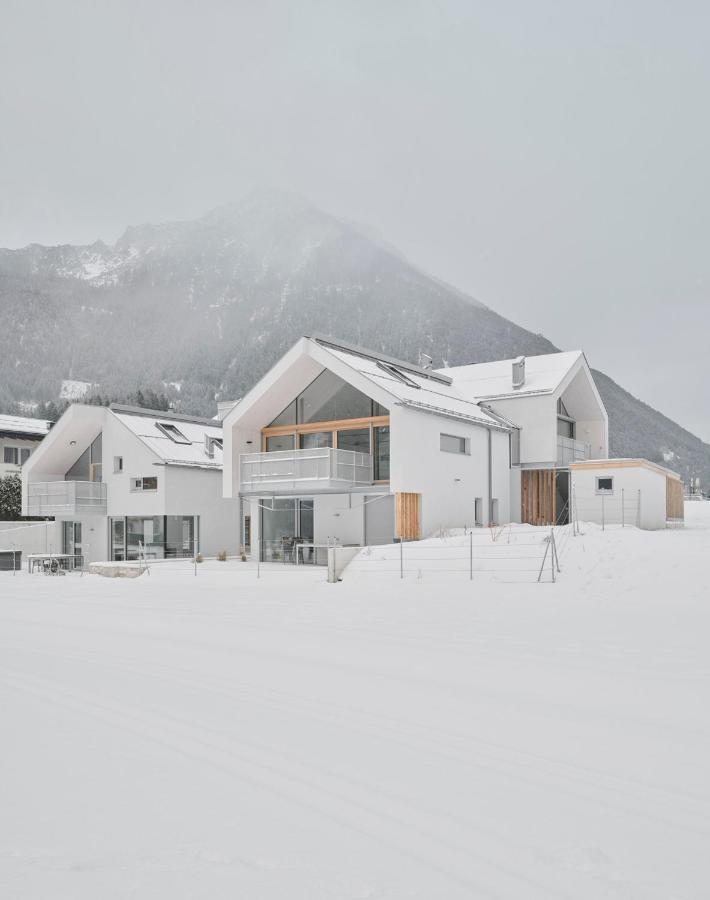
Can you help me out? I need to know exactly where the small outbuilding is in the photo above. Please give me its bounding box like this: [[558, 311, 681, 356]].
[[569, 459, 684, 530]]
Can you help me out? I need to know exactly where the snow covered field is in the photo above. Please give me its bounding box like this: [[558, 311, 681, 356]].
[[1, 506, 709, 899]]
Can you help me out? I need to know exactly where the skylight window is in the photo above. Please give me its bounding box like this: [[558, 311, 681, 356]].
[[156, 422, 191, 444], [376, 362, 421, 389]]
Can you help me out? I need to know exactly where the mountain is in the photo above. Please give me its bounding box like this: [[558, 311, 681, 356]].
[[1, 190, 708, 485]]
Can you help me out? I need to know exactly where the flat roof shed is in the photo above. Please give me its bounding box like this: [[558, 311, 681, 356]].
[[568, 459, 683, 530]]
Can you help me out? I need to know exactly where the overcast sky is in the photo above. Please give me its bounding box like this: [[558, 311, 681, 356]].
[[1, 0, 708, 440]]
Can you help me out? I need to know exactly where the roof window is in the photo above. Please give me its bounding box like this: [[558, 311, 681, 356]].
[[156, 422, 191, 444], [376, 362, 421, 389]]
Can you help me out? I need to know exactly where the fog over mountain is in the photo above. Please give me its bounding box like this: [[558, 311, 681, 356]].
[[1, 192, 708, 484]]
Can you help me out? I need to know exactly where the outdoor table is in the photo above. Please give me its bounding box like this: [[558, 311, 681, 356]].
[[27, 553, 82, 574]]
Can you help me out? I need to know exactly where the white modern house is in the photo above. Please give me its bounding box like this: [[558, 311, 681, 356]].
[[0, 414, 52, 477], [222, 335, 624, 560], [21, 404, 239, 564]]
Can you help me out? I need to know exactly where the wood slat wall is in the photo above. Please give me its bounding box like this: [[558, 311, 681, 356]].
[[521, 469, 557, 526], [395, 492, 421, 541], [666, 477, 684, 520]]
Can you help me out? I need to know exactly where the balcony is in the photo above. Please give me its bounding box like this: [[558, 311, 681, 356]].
[[557, 436, 591, 465], [240, 448, 372, 494], [27, 480, 107, 517]]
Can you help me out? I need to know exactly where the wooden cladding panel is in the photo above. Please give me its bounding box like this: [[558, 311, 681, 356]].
[[521, 469, 557, 526], [396, 492, 421, 541], [666, 477, 684, 520]]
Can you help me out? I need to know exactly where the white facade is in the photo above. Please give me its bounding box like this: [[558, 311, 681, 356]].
[[0, 415, 51, 477], [569, 460, 681, 530], [22, 404, 239, 563], [223, 336, 677, 549]]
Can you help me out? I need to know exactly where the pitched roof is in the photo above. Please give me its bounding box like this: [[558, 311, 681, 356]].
[[312, 338, 512, 431], [0, 414, 52, 438], [110, 407, 224, 469], [439, 351, 584, 400]]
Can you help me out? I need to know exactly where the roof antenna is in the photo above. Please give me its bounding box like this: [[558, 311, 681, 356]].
[[419, 352, 433, 370]]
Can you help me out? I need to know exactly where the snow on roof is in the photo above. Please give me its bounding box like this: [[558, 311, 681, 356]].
[[111, 409, 224, 469], [0, 414, 52, 437], [439, 351, 584, 400], [317, 342, 512, 431]]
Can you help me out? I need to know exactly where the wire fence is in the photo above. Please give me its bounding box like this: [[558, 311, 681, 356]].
[[571, 487, 641, 531], [343, 525, 565, 584]]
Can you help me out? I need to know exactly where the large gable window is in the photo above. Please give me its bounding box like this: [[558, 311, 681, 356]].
[[268, 370, 387, 427]]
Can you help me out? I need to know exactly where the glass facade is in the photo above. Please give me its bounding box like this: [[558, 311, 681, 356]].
[[109, 515, 198, 560], [269, 370, 387, 426], [266, 434, 295, 452], [260, 499, 318, 563], [337, 427, 370, 454], [374, 426, 390, 481], [299, 431, 333, 449]]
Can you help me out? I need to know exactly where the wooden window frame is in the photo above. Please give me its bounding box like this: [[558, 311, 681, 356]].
[[261, 416, 391, 483]]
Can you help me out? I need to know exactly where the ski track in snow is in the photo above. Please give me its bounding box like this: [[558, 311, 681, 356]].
[[1, 505, 709, 898]]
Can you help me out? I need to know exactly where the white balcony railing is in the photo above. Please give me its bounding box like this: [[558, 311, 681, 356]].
[[240, 448, 372, 493], [27, 480, 107, 517], [557, 436, 591, 465]]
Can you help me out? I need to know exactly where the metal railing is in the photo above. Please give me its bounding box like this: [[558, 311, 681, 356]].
[[556, 436, 591, 465], [240, 448, 372, 492], [27, 480, 107, 517]]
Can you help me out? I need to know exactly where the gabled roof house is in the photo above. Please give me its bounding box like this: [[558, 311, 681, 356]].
[[222, 335, 615, 560], [0, 414, 52, 477], [22, 404, 238, 564]]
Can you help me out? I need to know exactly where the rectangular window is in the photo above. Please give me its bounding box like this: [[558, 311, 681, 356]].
[[3, 447, 18, 464], [156, 422, 191, 444], [557, 418, 575, 439], [474, 498, 483, 526], [114, 456, 123, 473], [596, 476, 614, 494], [130, 476, 159, 491], [299, 431, 333, 450], [20, 448, 31, 464], [510, 429, 520, 466], [374, 426, 390, 480], [337, 427, 371, 454], [266, 433, 295, 452], [440, 433, 468, 454]]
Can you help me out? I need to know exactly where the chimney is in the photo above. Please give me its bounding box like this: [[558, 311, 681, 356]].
[[419, 352, 433, 370], [512, 356, 526, 389]]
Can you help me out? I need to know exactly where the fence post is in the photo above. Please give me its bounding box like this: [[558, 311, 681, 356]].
[[637, 489, 641, 528], [400, 539, 404, 580], [257, 541, 261, 579], [537, 539, 550, 583], [12, 542, 15, 577], [550, 527, 556, 582], [622, 488, 625, 528], [601, 493, 605, 531], [469, 530, 473, 581]]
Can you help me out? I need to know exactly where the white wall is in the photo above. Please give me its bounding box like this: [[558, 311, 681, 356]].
[[488, 394, 557, 466], [313, 494, 366, 546], [390, 406, 510, 535], [570, 464, 669, 530], [0, 520, 63, 558], [164, 466, 239, 556], [0, 435, 43, 477], [103, 413, 167, 517]]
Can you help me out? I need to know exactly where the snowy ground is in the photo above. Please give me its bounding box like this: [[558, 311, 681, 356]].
[[1, 506, 709, 899]]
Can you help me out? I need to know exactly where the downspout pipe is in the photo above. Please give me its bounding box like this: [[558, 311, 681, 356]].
[[487, 428, 493, 525]]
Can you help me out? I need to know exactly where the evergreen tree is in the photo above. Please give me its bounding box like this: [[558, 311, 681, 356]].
[[0, 474, 21, 520]]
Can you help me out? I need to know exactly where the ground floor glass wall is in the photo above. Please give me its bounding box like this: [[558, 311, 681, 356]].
[[260, 499, 317, 563], [109, 516, 199, 560]]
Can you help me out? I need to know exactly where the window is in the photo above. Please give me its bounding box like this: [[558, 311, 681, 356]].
[[440, 433, 468, 454], [130, 476, 158, 491], [474, 498, 483, 526], [266, 434, 295, 452], [557, 418, 575, 439], [268, 369, 387, 427], [337, 428, 370, 454], [596, 476, 614, 494], [376, 361, 421, 389], [114, 456, 123, 473], [510, 429, 520, 466], [156, 422, 191, 444], [374, 426, 390, 480], [299, 431, 333, 450], [20, 448, 31, 464], [4, 447, 18, 465]]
